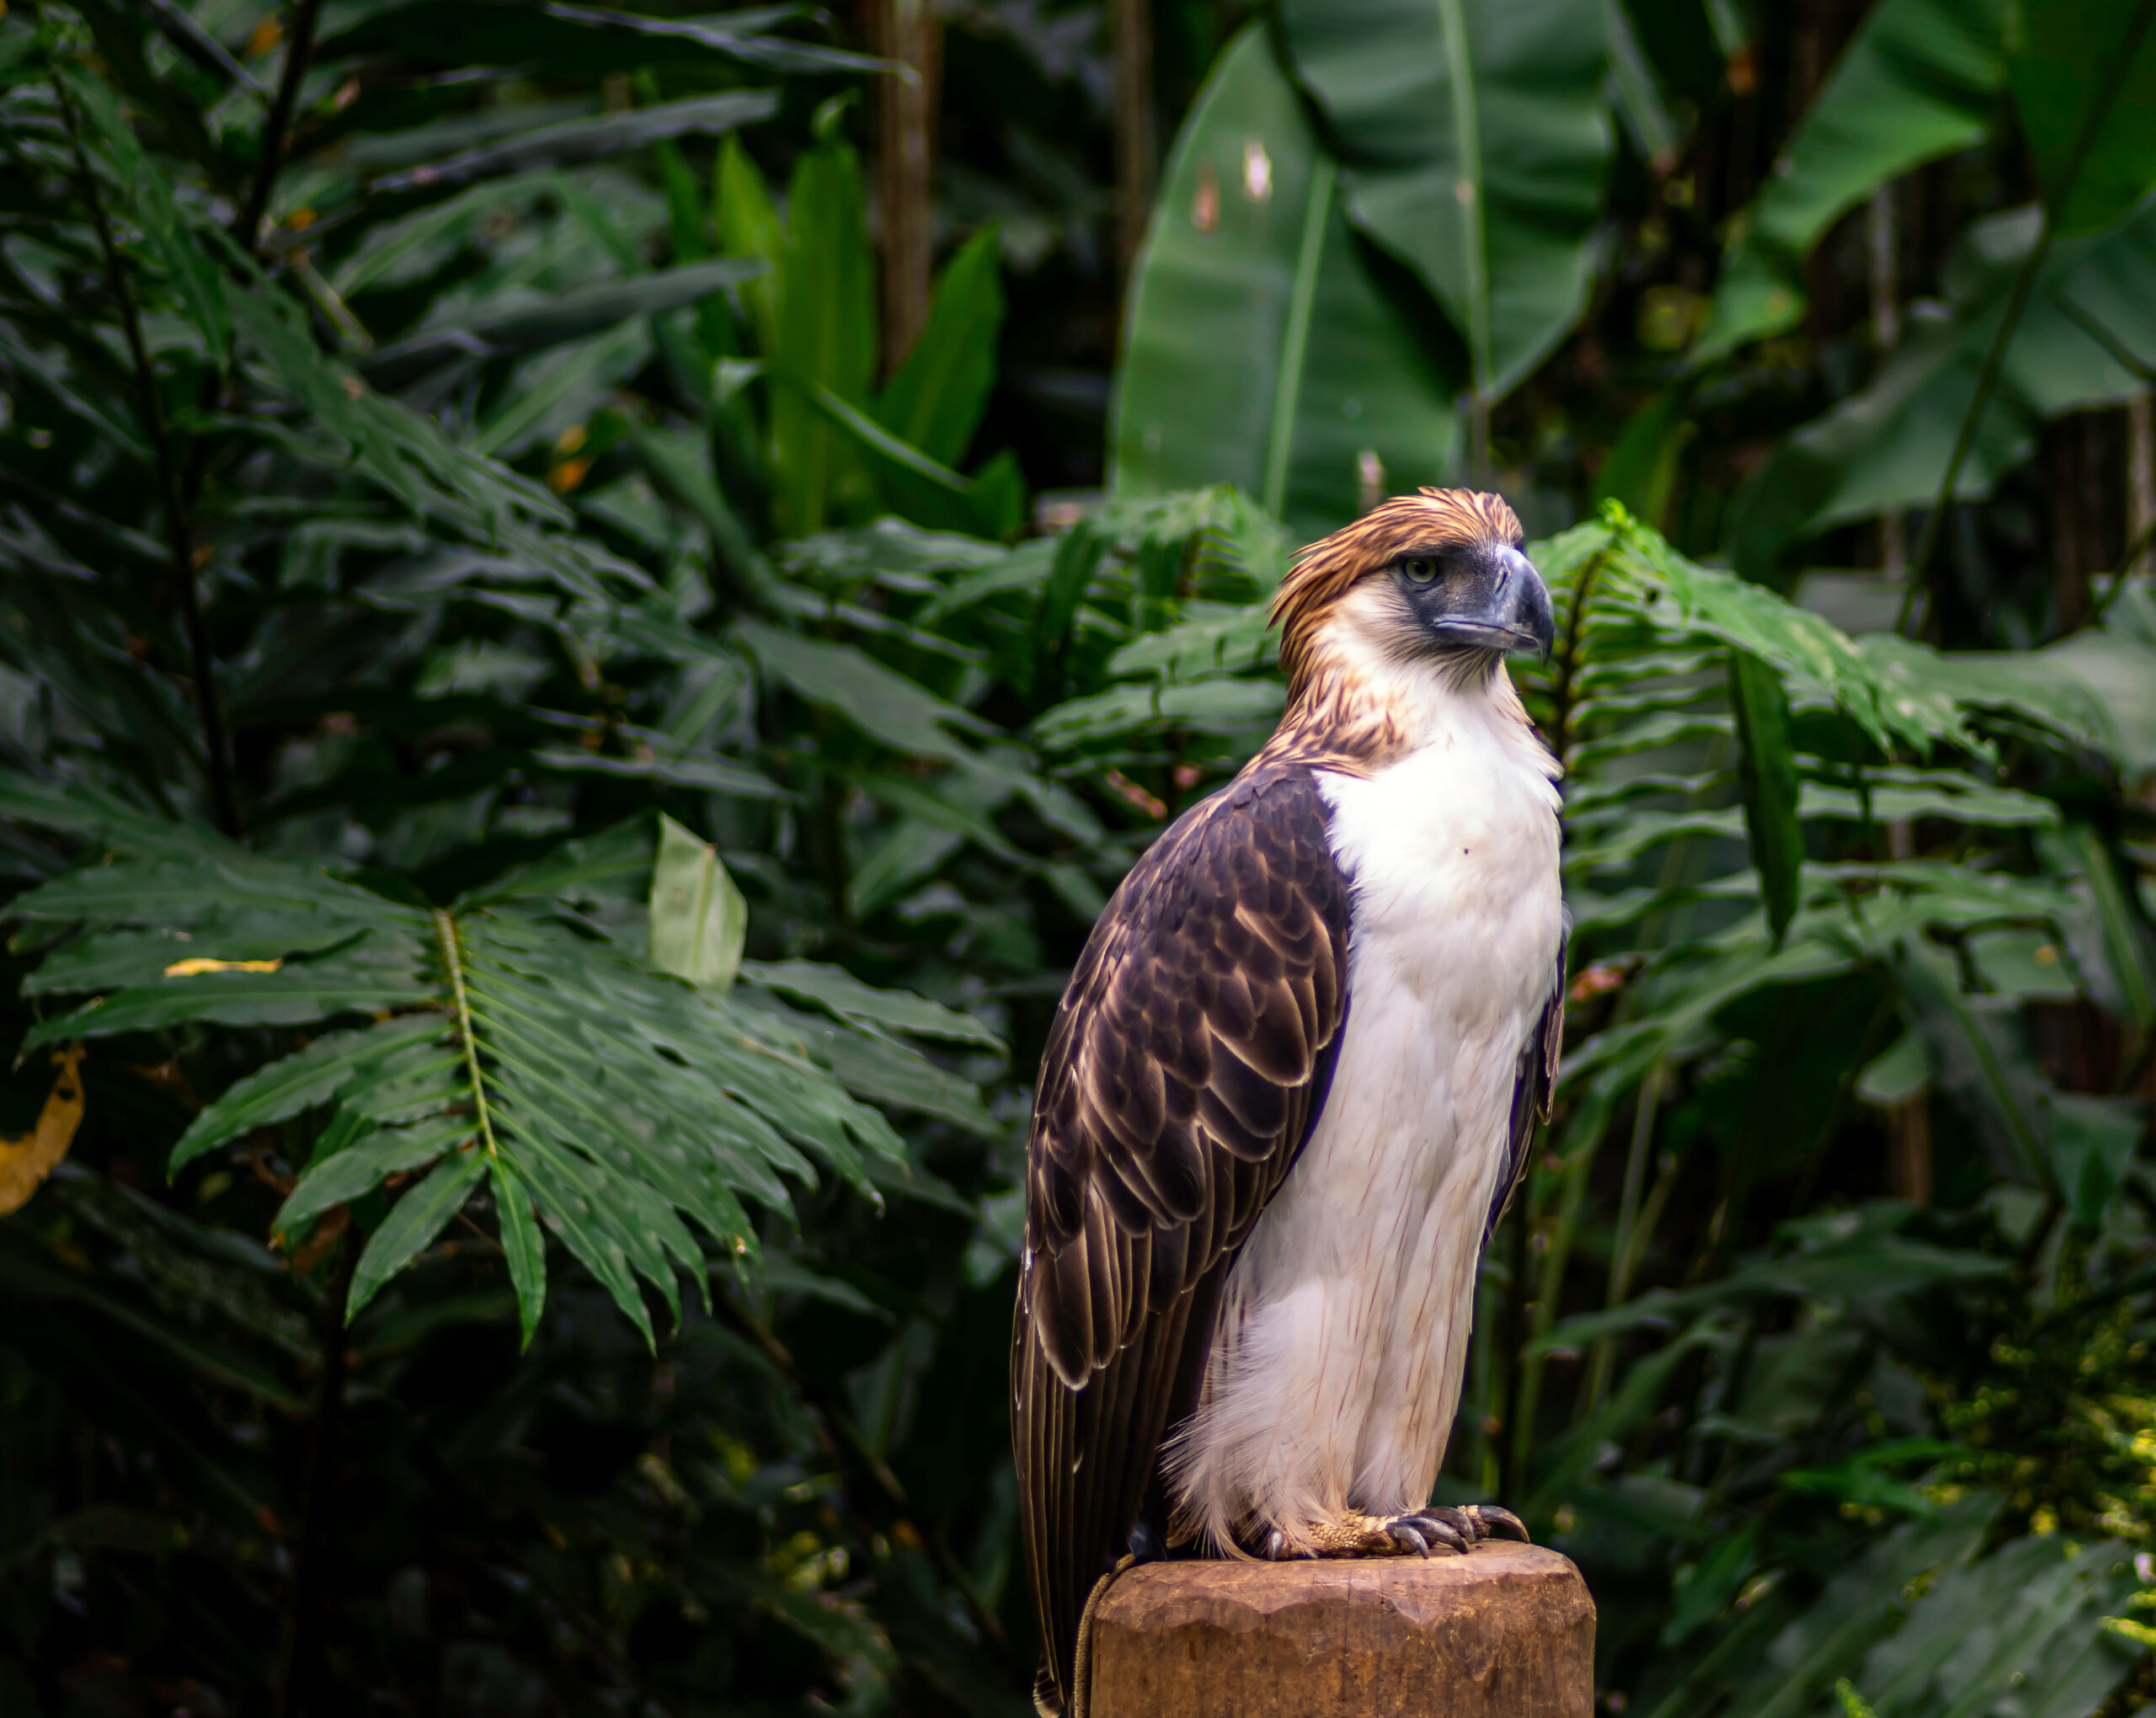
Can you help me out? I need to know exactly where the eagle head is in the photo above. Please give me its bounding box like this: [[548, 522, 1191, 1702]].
[[1268, 488, 1555, 694]]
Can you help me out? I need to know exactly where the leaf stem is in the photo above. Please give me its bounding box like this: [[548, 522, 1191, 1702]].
[[235, 0, 325, 253], [1546, 531, 1615, 762], [137, 0, 270, 99], [1585, 1059, 1664, 1411], [1898, 0, 2156, 636], [1262, 155, 1334, 518], [45, 44, 241, 835], [434, 910, 500, 1160], [1893, 223, 2052, 637], [1510, 1111, 1609, 1484], [1432, 0, 1490, 407]]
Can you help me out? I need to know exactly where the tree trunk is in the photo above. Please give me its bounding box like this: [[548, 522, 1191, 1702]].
[[1114, 0, 1156, 292], [2129, 391, 2153, 578], [2046, 408, 2125, 632], [1868, 184, 1906, 579], [869, 0, 942, 374]]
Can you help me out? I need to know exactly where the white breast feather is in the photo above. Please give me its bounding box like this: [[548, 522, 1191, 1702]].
[[1166, 667, 1561, 1555]]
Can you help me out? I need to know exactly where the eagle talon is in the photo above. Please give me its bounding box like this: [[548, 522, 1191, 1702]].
[[1405, 1511, 1470, 1554], [1388, 1521, 1433, 1557], [1462, 1503, 1531, 1542]]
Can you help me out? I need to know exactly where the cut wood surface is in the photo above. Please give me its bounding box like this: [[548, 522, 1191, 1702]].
[[1088, 1541, 1593, 1718]]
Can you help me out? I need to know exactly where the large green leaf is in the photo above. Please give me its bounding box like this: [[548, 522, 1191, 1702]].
[[1696, 0, 2010, 356], [744, 958, 1004, 1050], [876, 227, 1005, 467], [716, 133, 786, 360], [1727, 199, 2156, 579], [1278, 0, 1613, 402], [345, 1149, 489, 1319], [277, 1117, 473, 1235], [1726, 648, 1803, 946], [2009, 0, 2156, 235], [1111, 28, 1462, 542], [766, 108, 878, 535], [797, 381, 1020, 538], [22, 959, 435, 1049]]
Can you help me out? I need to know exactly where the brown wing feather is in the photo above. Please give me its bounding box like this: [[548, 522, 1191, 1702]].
[[1012, 761, 1351, 1714], [1484, 925, 1569, 1246]]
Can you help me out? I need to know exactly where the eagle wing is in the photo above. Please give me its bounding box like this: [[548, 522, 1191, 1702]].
[[1485, 922, 1569, 1246], [1012, 760, 1352, 1711]]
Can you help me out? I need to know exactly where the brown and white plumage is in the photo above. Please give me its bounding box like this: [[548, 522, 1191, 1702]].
[[1013, 490, 1566, 1716]]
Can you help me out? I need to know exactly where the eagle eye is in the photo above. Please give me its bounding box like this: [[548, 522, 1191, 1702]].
[[1401, 556, 1438, 584]]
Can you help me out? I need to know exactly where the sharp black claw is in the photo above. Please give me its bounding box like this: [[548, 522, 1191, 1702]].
[[1388, 1521, 1433, 1557], [1406, 1512, 1470, 1554], [1265, 1529, 1289, 1561], [1427, 1506, 1480, 1546], [1468, 1504, 1531, 1542]]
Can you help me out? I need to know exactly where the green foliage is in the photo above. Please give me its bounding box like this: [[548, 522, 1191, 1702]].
[[4, 1, 2156, 1715], [0, 1, 1039, 1710], [710, 116, 1019, 541], [1277, 0, 1615, 402], [1110, 28, 1461, 537], [1695, 0, 2010, 357], [1730, 200, 2156, 582], [650, 809, 750, 990], [2009, 0, 2156, 235]]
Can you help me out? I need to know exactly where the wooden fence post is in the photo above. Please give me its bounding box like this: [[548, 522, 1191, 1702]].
[[1087, 1542, 1594, 1718]]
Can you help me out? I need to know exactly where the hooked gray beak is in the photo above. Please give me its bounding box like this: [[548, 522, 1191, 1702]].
[[1426, 545, 1556, 663]]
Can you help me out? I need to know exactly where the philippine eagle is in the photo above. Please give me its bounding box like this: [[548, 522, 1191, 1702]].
[[1012, 488, 1566, 1715]]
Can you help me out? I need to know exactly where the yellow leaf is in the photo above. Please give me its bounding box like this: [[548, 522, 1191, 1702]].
[[0, 1045, 88, 1216], [164, 958, 282, 977]]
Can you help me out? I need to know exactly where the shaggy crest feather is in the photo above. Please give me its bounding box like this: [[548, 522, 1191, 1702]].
[[1270, 488, 1524, 693]]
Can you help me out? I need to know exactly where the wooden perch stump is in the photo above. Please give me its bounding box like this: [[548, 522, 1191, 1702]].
[[1087, 1541, 1594, 1718]]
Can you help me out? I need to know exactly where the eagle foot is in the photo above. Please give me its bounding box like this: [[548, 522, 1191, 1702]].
[[1259, 1510, 1464, 1559], [1258, 1503, 1529, 1561]]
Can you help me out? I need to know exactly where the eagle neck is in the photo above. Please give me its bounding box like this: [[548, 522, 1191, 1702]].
[[1260, 646, 1529, 776]]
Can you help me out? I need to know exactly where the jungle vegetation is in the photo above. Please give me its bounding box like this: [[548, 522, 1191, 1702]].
[[1, 0, 2154, 1715]]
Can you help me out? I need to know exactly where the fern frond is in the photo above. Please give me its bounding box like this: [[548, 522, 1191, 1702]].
[[8, 805, 988, 1347]]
